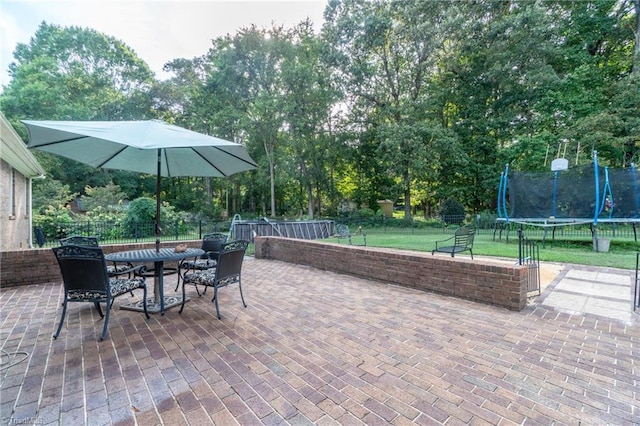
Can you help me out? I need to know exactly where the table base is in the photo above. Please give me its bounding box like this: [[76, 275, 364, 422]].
[[120, 296, 189, 314], [140, 267, 178, 278]]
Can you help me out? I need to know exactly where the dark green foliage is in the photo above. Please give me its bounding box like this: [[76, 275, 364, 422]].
[[33, 206, 76, 242], [32, 178, 76, 214], [121, 198, 158, 237], [476, 211, 498, 230], [440, 198, 465, 225]]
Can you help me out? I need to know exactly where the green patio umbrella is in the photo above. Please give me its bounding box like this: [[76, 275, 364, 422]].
[[22, 119, 258, 251]]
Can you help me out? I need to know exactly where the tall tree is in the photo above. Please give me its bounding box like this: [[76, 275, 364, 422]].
[[280, 19, 339, 218], [323, 0, 460, 219], [630, 0, 640, 74], [440, 0, 565, 209], [201, 25, 290, 217], [0, 22, 156, 195], [2, 22, 154, 120], [152, 56, 226, 218]]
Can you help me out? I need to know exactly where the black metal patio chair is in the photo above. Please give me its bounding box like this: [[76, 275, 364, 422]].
[[59, 235, 133, 277], [179, 240, 248, 319], [176, 232, 228, 290], [431, 225, 476, 259], [335, 224, 367, 246], [52, 244, 149, 341]]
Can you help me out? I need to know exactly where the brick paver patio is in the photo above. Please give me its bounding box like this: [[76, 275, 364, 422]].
[[1, 257, 638, 425]]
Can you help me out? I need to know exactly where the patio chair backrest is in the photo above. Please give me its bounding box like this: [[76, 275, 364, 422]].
[[201, 232, 228, 258], [454, 225, 475, 247], [35, 227, 46, 247], [215, 240, 248, 283], [52, 245, 110, 295], [59, 235, 100, 247], [335, 224, 350, 238]]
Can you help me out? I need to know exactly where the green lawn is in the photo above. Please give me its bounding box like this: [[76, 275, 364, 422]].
[[343, 228, 640, 270]]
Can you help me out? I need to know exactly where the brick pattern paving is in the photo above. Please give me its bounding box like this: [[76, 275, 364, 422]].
[[1, 258, 639, 425]]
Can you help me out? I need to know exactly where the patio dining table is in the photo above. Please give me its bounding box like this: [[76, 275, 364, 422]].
[[106, 247, 204, 314]]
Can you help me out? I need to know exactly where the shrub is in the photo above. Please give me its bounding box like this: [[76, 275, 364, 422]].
[[357, 208, 376, 218], [476, 210, 498, 229], [122, 197, 158, 238], [33, 206, 77, 242], [439, 197, 465, 225], [120, 197, 189, 238]]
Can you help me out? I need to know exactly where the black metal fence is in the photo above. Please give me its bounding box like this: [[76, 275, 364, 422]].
[[33, 215, 639, 248], [34, 218, 335, 247], [338, 215, 639, 241], [34, 219, 233, 247], [518, 227, 541, 296]]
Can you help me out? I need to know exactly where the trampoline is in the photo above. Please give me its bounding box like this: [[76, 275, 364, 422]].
[[496, 151, 640, 246]]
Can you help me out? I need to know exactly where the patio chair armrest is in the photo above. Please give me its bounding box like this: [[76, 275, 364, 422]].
[[202, 250, 220, 260], [179, 254, 215, 274], [126, 264, 147, 277], [434, 235, 454, 250], [107, 261, 135, 277]]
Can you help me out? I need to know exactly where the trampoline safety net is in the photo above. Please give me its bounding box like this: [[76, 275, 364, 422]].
[[501, 163, 640, 220]]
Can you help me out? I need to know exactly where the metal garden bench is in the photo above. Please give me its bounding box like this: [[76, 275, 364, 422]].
[[432, 225, 475, 259], [335, 224, 367, 246]]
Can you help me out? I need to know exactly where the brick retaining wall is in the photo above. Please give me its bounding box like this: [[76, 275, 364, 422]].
[[254, 236, 528, 311], [2, 237, 529, 311], [0, 241, 201, 288]]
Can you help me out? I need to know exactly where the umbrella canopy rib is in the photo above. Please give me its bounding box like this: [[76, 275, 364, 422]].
[[162, 148, 170, 178], [96, 145, 129, 169], [28, 135, 89, 147], [194, 149, 225, 177], [210, 146, 258, 169]]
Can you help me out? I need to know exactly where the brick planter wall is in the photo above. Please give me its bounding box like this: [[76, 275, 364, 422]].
[[254, 236, 528, 311], [0, 241, 201, 289]]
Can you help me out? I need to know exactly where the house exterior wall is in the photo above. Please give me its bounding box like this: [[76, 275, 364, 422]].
[[0, 159, 32, 249], [0, 113, 45, 250]]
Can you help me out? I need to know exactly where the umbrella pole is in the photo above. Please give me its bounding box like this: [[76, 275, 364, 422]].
[[156, 150, 161, 253]]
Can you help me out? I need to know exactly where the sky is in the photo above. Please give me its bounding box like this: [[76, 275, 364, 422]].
[[0, 0, 328, 87]]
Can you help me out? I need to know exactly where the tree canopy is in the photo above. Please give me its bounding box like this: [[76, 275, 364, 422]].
[[1, 1, 638, 220]]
